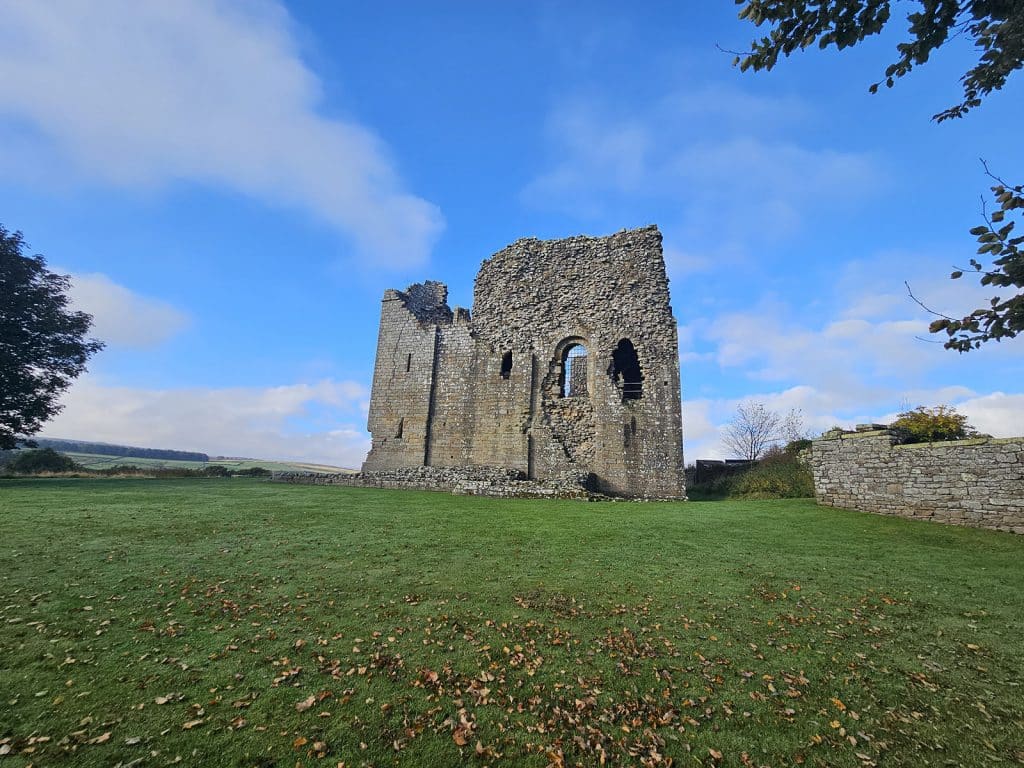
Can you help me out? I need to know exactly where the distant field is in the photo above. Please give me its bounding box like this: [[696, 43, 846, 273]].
[[60, 451, 354, 474], [1, 480, 1022, 767]]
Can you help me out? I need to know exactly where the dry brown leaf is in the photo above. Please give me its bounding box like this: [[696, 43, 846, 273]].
[[88, 732, 111, 745], [293, 736, 308, 749], [295, 695, 316, 712], [181, 719, 204, 730]]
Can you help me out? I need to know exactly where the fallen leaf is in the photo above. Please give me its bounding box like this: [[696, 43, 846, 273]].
[[88, 732, 111, 745], [181, 719, 204, 730], [295, 695, 316, 712], [293, 736, 308, 749]]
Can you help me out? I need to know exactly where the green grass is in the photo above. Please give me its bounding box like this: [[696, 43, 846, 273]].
[[1, 479, 1022, 767]]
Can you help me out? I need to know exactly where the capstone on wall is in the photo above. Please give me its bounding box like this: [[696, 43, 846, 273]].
[[362, 226, 686, 498], [811, 430, 1024, 533]]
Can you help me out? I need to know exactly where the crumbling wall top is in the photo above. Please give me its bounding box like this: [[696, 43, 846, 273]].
[[384, 280, 453, 326], [470, 225, 673, 349]]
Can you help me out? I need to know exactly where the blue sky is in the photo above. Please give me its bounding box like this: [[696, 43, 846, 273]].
[[2, 1, 1022, 466]]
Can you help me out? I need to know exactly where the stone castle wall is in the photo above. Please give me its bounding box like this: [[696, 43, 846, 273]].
[[361, 226, 686, 499], [811, 430, 1023, 533]]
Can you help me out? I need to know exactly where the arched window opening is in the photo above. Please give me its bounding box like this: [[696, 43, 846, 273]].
[[395, 418, 404, 439], [560, 343, 588, 397], [610, 338, 643, 401], [500, 351, 513, 380]]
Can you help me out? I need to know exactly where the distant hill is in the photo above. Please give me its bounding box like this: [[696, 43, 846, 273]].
[[17, 438, 356, 475], [33, 438, 209, 463]]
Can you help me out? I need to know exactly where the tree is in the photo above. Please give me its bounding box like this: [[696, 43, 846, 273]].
[[733, 1, 1024, 122], [0, 226, 104, 450], [6, 448, 83, 474], [890, 404, 979, 442], [733, 1, 1024, 350], [722, 401, 805, 461], [924, 166, 1023, 350]]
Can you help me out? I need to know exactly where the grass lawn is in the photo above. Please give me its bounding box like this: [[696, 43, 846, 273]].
[[1, 479, 1022, 767]]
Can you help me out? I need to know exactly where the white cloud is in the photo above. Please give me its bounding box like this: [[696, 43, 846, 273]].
[[40, 376, 372, 468], [0, 0, 442, 266], [954, 392, 1024, 438], [66, 271, 190, 348], [679, 248, 1024, 461]]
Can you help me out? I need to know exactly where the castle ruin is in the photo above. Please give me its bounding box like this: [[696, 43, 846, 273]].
[[361, 225, 686, 499]]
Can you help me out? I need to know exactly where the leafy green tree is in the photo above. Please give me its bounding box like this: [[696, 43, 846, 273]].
[[0, 226, 104, 450], [890, 405, 979, 443], [927, 168, 1024, 350], [733, 1, 1024, 350], [733, 0, 1024, 122]]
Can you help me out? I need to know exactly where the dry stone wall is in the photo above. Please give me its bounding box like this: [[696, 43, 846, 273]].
[[811, 430, 1023, 533], [272, 466, 596, 499], [360, 226, 686, 499]]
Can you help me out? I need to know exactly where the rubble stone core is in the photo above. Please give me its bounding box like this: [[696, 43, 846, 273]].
[[362, 226, 686, 499]]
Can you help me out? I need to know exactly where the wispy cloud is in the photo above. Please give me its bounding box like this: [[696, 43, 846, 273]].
[[680, 248, 1024, 461], [0, 0, 442, 267], [41, 376, 371, 468], [522, 86, 882, 252], [65, 271, 190, 348]]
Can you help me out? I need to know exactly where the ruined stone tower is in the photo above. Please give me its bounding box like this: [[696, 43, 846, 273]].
[[362, 225, 686, 498]]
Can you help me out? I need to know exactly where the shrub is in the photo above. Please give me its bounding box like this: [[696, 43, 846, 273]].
[[730, 451, 814, 499], [6, 448, 82, 474], [233, 467, 271, 477], [784, 438, 813, 454], [890, 405, 978, 444], [686, 473, 739, 501]]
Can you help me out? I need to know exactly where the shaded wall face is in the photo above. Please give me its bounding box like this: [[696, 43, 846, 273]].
[[362, 297, 437, 471]]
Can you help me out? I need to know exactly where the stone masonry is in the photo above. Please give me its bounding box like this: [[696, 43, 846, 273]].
[[811, 429, 1024, 533], [361, 226, 687, 499]]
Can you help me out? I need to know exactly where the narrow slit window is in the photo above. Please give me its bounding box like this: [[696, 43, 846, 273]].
[[500, 351, 513, 379], [405, 353, 412, 372], [395, 418, 404, 439]]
